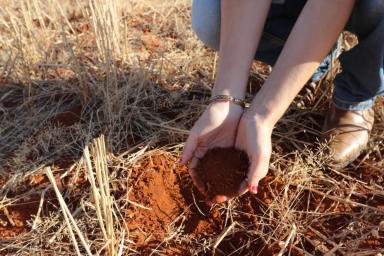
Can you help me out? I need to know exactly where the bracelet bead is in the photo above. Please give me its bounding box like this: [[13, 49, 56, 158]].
[[208, 95, 250, 108]]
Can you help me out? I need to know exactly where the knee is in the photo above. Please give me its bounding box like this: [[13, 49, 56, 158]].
[[191, 0, 220, 51], [348, 0, 384, 37]]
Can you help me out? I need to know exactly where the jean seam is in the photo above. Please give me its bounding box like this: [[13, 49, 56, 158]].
[[332, 95, 374, 104], [333, 95, 375, 110]]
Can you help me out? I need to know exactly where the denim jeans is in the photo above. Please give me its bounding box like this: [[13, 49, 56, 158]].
[[191, 0, 384, 110]]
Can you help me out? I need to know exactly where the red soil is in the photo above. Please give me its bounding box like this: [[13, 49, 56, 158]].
[[126, 153, 275, 255], [194, 148, 249, 199], [50, 105, 82, 127], [0, 176, 41, 238], [0, 197, 40, 238], [127, 154, 188, 244], [0, 171, 76, 240], [127, 154, 213, 245], [2, 152, 382, 255], [125, 153, 384, 255]]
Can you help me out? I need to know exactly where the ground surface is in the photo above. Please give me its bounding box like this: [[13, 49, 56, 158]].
[[0, 0, 383, 255]]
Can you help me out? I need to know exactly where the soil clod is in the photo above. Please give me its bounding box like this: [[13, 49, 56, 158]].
[[194, 148, 249, 199]]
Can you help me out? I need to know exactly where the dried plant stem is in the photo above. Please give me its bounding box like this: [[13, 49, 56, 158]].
[[46, 167, 93, 256], [213, 221, 237, 249], [277, 224, 296, 256], [84, 135, 116, 255]]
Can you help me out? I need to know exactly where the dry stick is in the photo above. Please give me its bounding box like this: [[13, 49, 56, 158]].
[[32, 188, 47, 230], [324, 243, 344, 256], [348, 251, 384, 256], [213, 222, 237, 249], [277, 224, 297, 256], [95, 137, 116, 256], [309, 226, 345, 255], [45, 167, 82, 256], [298, 185, 384, 213], [48, 207, 82, 245], [85, 135, 116, 256], [46, 167, 94, 256], [117, 229, 125, 256], [84, 146, 108, 240], [33, 167, 77, 234], [191, 189, 205, 217], [3, 207, 15, 227], [126, 199, 151, 210], [304, 236, 329, 254]]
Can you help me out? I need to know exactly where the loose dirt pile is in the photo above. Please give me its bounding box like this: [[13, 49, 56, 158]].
[[126, 153, 275, 255], [127, 154, 190, 244], [194, 148, 249, 199]]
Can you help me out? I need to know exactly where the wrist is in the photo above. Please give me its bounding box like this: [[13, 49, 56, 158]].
[[212, 76, 248, 99], [242, 106, 276, 131], [207, 101, 244, 120]]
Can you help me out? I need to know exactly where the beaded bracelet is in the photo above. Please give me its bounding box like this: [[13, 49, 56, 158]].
[[208, 95, 250, 108]]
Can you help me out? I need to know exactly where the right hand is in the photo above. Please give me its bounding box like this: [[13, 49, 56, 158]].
[[180, 101, 243, 202]]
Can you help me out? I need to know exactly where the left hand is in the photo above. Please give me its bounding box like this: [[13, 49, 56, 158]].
[[235, 112, 273, 194]]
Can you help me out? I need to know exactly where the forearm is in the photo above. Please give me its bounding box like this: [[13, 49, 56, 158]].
[[213, 0, 272, 99], [248, 0, 355, 126]]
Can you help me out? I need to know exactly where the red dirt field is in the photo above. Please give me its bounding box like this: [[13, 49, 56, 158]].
[[1, 150, 383, 255]]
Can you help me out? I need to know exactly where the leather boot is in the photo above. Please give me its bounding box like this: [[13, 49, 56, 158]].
[[322, 104, 374, 169]]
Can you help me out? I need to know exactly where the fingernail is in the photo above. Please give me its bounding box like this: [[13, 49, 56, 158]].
[[250, 185, 258, 194]]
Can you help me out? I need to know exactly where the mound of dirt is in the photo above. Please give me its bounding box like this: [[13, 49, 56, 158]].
[[128, 154, 192, 244], [194, 148, 249, 199], [127, 154, 226, 251]]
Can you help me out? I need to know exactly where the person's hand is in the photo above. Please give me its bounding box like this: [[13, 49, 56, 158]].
[[235, 112, 273, 194], [180, 101, 243, 203]]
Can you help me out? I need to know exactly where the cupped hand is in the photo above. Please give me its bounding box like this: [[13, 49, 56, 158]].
[[235, 112, 273, 194], [180, 101, 243, 203]]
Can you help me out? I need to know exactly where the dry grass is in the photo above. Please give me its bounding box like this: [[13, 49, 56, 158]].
[[0, 0, 383, 255]]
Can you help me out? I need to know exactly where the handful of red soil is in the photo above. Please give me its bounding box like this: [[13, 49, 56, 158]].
[[194, 148, 249, 199]]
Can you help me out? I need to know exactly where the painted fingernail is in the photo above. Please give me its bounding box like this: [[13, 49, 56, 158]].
[[250, 185, 258, 194]]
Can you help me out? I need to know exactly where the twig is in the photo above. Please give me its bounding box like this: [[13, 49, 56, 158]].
[[191, 189, 205, 217], [3, 207, 15, 227], [213, 222, 237, 249], [127, 199, 151, 210], [46, 167, 94, 256], [32, 188, 48, 230], [48, 207, 82, 245], [277, 224, 296, 256], [298, 185, 384, 213]]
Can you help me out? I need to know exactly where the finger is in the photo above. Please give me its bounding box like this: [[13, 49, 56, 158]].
[[237, 179, 249, 196], [180, 132, 198, 164], [193, 146, 209, 159], [247, 155, 270, 194], [189, 156, 200, 170], [211, 179, 248, 203]]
